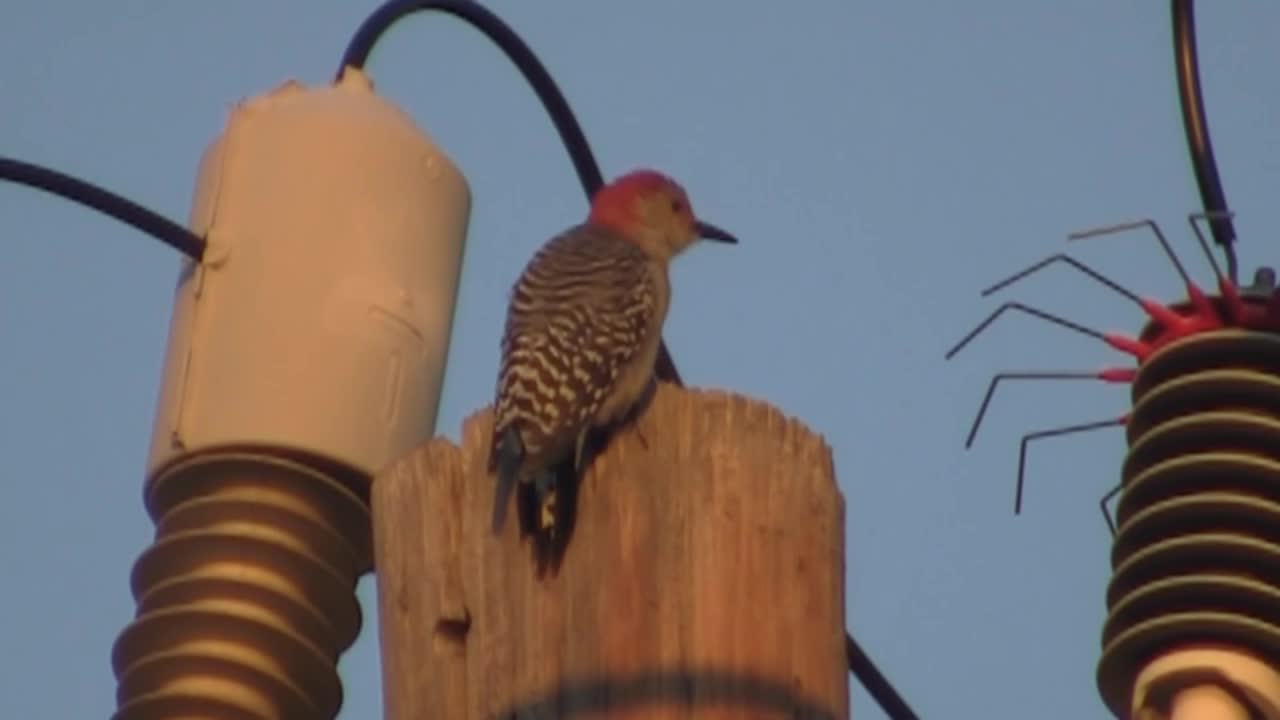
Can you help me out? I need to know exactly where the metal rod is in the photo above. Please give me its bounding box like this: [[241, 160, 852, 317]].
[[981, 253, 1143, 306], [946, 302, 1109, 360], [1069, 219, 1194, 290], [1016, 417, 1127, 514], [966, 371, 1123, 449]]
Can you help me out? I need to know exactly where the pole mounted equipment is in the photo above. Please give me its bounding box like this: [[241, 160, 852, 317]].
[[113, 69, 472, 720], [949, 3, 1280, 717], [0, 1, 919, 717]]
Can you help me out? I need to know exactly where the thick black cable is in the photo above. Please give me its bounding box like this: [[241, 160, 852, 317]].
[[339, 0, 686, 385], [339, 0, 603, 199], [847, 633, 920, 720], [0, 156, 204, 260], [344, 4, 923, 717], [2, 14, 919, 716], [1172, 0, 1238, 281]]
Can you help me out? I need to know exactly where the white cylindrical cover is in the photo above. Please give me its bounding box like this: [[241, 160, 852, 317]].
[[147, 69, 471, 478]]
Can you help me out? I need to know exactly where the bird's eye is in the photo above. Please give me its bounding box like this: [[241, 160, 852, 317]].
[[670, 199, 684, 214]]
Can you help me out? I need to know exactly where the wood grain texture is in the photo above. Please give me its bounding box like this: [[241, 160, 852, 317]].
[[373, 383, 848, 719]]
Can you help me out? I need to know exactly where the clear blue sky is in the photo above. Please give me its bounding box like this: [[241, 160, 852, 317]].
[[3, 2, 1279, 718]]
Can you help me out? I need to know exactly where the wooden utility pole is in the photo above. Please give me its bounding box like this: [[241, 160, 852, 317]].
[[372, 384, 848, 719]]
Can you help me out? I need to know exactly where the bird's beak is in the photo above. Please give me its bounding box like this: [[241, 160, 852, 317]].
[[696, 220, 738, 244]]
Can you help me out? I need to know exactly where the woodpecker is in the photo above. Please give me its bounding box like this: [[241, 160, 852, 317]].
[[488, 169, 737, 553]]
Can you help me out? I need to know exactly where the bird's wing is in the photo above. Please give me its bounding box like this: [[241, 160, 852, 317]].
[[489, 227, 655, 470]]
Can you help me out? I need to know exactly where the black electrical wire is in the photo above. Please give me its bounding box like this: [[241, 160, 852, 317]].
[[1172, 0, 1238, 282], [339, 0, 604, 199], [342, 3, 923, 718], [847, 633, 920, 720], [0, 156, 204, 260]]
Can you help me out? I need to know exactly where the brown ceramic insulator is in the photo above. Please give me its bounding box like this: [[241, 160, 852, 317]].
[[111, 451, 372, 720], [1097, 330, 1280, 717]]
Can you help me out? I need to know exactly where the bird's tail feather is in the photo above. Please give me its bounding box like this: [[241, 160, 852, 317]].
[[491, 426, 523, 534]]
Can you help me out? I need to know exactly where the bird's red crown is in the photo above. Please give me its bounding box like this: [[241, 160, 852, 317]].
[[587, 169, 686, 235]]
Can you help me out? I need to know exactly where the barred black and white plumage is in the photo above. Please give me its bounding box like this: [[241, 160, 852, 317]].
[[488, 223, 661, 536], [485, 169, 737, 569]]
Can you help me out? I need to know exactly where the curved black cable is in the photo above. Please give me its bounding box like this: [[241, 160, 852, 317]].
[[339, 0, 603, 200], [0, 156, 204, 260], [338, 0, 687, 384], [847, 633, 920, 720], [1172, 0, 1238, 281]]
